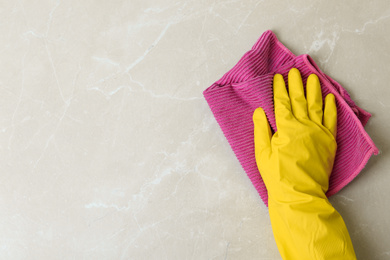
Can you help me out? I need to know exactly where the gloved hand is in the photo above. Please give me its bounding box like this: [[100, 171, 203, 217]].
[[253, 68, 357, 259]]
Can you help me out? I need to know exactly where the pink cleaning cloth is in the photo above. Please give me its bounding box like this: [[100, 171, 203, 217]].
[[203, 30, 378, 206]]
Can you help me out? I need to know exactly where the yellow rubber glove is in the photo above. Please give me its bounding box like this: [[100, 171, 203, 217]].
[[253, 68, 357, 260]]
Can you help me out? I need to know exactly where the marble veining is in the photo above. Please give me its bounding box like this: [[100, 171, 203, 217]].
[[0, 1, 389, 259]]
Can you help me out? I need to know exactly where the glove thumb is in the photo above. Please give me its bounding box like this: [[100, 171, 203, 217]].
[[253, 108, 272, 162]]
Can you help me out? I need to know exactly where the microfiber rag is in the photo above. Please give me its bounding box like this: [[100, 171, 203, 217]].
[[203, 30, 378, 206]]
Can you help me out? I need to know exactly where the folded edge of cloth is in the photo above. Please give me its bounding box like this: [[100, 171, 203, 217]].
[[203, 30, 379, 206]]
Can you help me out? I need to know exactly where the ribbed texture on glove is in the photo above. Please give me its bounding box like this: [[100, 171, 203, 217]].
[[203, 30, 378, 206]]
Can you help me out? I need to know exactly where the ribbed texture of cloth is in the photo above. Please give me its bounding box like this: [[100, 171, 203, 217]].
[[203, 30, 378, 206]]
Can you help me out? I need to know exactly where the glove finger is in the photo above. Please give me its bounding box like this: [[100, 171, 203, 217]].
[[288, 68, 309, 120], [273, 73, 293, 128], [306, 74, 323, 125], [253, 107, 272, 160], [323, 94, 337, 138]]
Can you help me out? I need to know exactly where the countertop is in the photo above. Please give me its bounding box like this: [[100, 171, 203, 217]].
[[0, 1, 389, 259]]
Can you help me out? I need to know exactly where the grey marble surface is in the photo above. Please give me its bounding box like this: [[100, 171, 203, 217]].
[[0, 1, 389, 259]]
